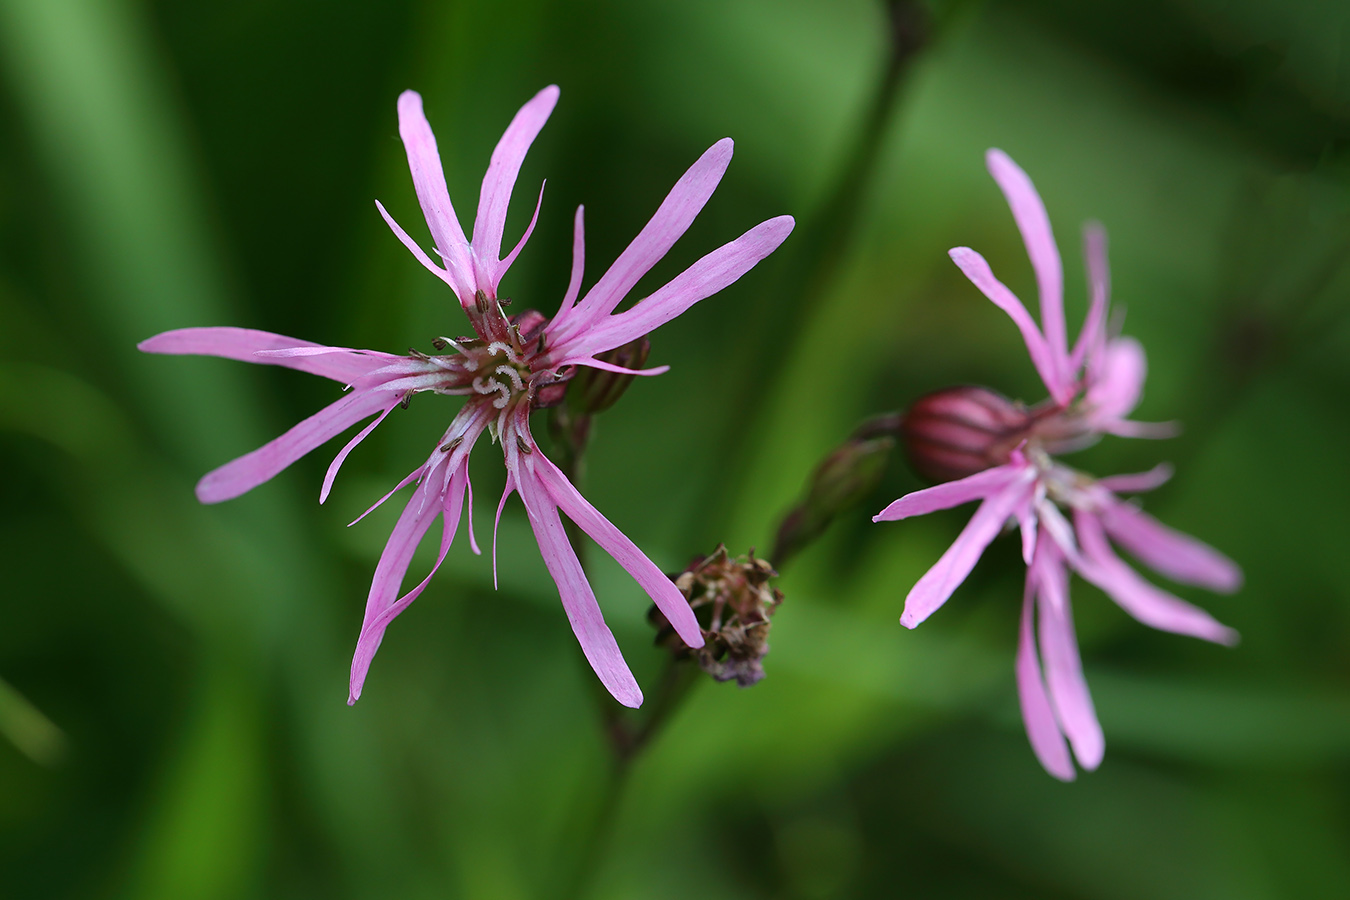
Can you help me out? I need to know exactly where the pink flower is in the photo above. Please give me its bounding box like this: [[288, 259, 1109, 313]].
[[874, 150, 1240, 779], [140, 86, 795, 708]]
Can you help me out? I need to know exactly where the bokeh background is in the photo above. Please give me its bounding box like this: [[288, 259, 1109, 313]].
[[2, 0, 1349, 897]]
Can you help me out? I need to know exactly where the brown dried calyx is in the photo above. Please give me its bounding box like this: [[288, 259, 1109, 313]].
[[649, 545, 783, 687]]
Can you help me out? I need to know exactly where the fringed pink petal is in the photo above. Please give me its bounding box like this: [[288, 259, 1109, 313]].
[[1033, 539, 1104, 770], [899, 480, 1031, 628], [1098, 498, 1242, 592], [555, 205, 586, 320], [464, 468, 481, 556], [1070, 223, 1110, 375], [948, 248, 1069, 404], [196, 389, 392, 504], [530, 450, 704, 650], [396, 90, 476, 300], [376, 200, 462, 292], [1086, 336, 1147, 424], [321, 400, 399, 503], [874, 461, 1026, 522], [349, 465, 426, 526], [1015, 495, 1038, 566], [557, 215, 795, 361], [514, 458, 642, 708], [1101, 419, 1180, 440], [986, 149, 1068, 384], [473, 86, 558, 269], [1016, 576, 1076, 781], [1097, 464, 1172, 495], [348, 457, 467, 704], [139, 327, 399, 383], [550, 357, 670, 377], [495, 181, 545, 285], [1073, 510, 1239, 645], [492, 472, 515, 590], [550, 138, 734, 343]]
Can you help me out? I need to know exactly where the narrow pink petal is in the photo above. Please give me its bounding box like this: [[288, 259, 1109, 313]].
[[139, 327, 400, 383], [557, 216, 795, 360], [321, 400, 399, 503], [1097, 464, 1172, 494], [1073, 510, 1239, 644], [874, 462, 1026, 522], [1016, 578, 1075, 781], [1070, 223, 1110, 375], [551, 357, 670, 377], [948, 248, 1069, 404], [254, 346, 363, 358], [1098, 498, 1242, 592], [349, 465, 425, 526], [492, 472, 515, 590], [550, 138, 735, 343], [375, 200, 466, 294], [1036, 498, 1081, 566], [1015, 495, 1038, 565], [554, 205, 586, 321], [900, 480, 1030, 628], [1086, 336, 1147, 424], [515, 461, 642, 708], [196, 389, 392, 504], [986, 149, 1068, 382], [495, 181, 545, 285], [348, 458, 466, 703], [1102, 419, 1180, 440], [464, 470, 481, 556], [472, 85, 558, 270], [1033, 539, 1104, 770], [396, 90, 475, 296], [530, 450, 704, 650]]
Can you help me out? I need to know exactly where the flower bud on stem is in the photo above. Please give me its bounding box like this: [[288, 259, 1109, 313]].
[[770, 415, 900, 567], [899, 385, 1034, 483]]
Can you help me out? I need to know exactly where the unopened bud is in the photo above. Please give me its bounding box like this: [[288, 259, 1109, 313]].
[[648, 545, 782, 688], [511, 308, 549, 343], [568, 337, 650, 416], [772, 430, 895, 565], [901, 386, 1032, 483]]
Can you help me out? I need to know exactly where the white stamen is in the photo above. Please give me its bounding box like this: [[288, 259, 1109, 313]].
[[494, 365, 525, 392]]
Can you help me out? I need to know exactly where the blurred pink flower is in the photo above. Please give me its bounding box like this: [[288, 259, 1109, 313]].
[[874, 149, 1240, 779], [141, 86, 794, 708]]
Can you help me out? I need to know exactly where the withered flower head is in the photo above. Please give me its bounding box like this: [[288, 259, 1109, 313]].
[[649, 545, 783, 687]]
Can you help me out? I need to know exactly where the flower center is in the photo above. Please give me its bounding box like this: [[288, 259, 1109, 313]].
[[462, 340, 532, 409]]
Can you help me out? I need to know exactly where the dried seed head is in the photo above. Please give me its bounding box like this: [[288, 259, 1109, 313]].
[[648, 544, 783, 687], [901, 386, 1032, 483]]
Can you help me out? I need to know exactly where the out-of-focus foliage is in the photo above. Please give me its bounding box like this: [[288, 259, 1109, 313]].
[[0, 0, 1347, 897]]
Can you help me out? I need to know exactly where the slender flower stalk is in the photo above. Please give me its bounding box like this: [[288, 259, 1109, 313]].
[[141, 86, 794, 708], [874, 150, 1241, 779]]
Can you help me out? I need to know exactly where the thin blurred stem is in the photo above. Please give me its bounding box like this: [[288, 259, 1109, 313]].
[[713, 0, 929, 529], [562, 660, 697, 900]]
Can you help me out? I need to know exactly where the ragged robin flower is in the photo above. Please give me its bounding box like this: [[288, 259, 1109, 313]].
[[874, 149, 1241, 779], [141, 86, 795, 708]]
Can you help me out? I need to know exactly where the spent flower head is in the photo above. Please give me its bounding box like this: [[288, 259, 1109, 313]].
[[649, 545, 783, 688], [141, 86, 794, 708], [874, 150, 1241, 780]]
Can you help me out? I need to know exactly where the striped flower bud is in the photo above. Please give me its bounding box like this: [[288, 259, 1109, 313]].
[[901, 386, 1032, 483]]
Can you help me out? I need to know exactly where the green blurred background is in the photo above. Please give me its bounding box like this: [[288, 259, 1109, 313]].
[[1, 0, 1348, 897]]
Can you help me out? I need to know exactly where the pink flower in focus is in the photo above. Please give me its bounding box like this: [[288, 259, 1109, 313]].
[[140, 87, 795, 708], [874, 150, 1240, 779]]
